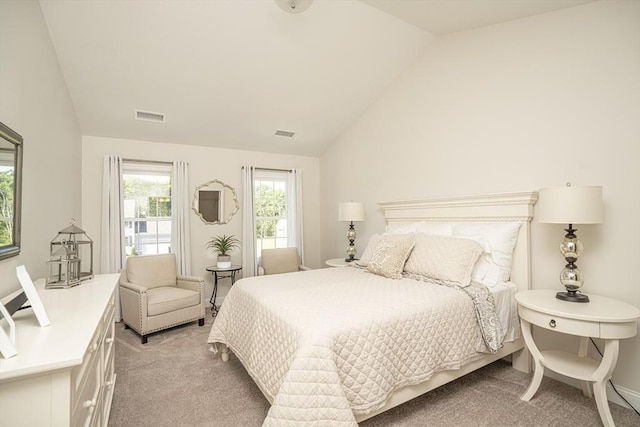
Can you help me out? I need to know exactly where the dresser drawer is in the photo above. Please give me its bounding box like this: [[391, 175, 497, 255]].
[[72, 352, 101, 427], [102, 355, 117, 426], [518, 305, 600, 337], [73, 323, 103, 396], [103, 291, 116, 328], [102, 293, 116, 361]]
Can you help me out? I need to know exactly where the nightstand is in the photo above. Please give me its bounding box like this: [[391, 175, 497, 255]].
[[515, 290, 640, 427], [325, 258, 353, 267]]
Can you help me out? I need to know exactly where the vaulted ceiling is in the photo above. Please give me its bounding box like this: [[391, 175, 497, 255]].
[[39, 0, 593, 156]]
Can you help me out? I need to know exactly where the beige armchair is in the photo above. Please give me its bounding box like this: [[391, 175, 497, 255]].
[[259, 247, 310, 275], [119, 253, 205, 344]]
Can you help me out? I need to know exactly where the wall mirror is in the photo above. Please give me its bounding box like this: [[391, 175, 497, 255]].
[[192, 179, 239, 224], [0, 121, 23, 260]]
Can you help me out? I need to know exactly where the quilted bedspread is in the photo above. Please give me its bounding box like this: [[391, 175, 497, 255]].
[[208, 266, 493, 426]]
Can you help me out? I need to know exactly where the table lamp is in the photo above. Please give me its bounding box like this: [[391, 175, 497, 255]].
[[338, 202, 365, 262], [537, 184, 603, 302]]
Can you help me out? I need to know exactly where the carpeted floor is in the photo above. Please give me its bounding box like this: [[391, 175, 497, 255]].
[[108, 314, 639, 427]]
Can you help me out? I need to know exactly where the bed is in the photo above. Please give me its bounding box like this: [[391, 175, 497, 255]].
[[208, 191, 538, 426]]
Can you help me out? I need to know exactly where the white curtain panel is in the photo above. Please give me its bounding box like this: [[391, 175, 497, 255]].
[[171, 161, 191, 275], [101, 155, 125, 321], [287, 169, 305, 265], [241, 166, 257, 277]]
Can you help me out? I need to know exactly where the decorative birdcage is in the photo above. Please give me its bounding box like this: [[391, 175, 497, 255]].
[[46, 219, 94, 289]]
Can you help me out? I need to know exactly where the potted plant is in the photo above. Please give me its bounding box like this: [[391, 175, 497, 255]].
[[206, 234, 240, 268]]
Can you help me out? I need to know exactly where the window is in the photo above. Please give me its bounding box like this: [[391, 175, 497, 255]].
[[123, 162, 172, 256], [0, 148, 15, 247], [254, 170, 289, 254]]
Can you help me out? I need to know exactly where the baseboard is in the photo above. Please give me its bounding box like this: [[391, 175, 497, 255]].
[[606, 383, 640, 412], [544, 371, 640, 411]]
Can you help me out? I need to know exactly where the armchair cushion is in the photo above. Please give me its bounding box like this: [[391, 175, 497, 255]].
[[147, 287, 201, 316]]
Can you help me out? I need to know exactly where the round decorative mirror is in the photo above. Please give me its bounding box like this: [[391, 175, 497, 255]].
[[192, 179, 239, 224]]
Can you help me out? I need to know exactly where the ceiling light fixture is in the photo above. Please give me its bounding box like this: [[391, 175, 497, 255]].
[[274, 0, 313, 14]]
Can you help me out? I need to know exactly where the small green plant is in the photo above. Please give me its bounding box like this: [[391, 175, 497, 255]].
[[206, 234, 240, 256]]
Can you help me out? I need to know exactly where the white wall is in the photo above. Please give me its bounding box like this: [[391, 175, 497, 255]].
[[321, 0, 640, 398], [0, 1, 82, 296], [82, 136, 320, 301]]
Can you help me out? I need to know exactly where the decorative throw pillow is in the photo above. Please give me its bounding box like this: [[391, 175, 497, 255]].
[[366, 234, 415, 279], [404, 234, 483, 287], [356, 234, 383, 267], [453, 222, 521, 286]]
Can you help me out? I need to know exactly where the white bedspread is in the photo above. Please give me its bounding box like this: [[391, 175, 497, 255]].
[[208, 267, 491, 426]]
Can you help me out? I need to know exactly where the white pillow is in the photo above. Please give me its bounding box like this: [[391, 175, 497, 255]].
[[404, 234, 483, 287], [416, 222, 454, 236], [453, 222, 521, 286], [383, 221, 423, 235], [366, 234, 415, 279]]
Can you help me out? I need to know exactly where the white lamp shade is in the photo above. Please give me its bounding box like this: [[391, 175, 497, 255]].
[[338, 202, 365, 222], [537, 186, 603, 224]]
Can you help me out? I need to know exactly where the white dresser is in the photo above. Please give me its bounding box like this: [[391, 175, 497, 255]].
[[0, 274, 119, 427]]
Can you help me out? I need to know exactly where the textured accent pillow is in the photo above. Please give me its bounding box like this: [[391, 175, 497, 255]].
[[366, 234, 415, 279], [453, 222, 521, 286], [404, 234, 483, 287], [356, 234, 383, 267]]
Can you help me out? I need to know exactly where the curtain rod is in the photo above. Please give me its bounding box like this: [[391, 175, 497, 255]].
[[242, 166, 293, 173], [123, 158, 173, 166]]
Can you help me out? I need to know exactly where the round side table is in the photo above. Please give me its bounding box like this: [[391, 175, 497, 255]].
[[515, 289, 640, 427], [325, 258, 354, 267], [205, 264, 242, 317]]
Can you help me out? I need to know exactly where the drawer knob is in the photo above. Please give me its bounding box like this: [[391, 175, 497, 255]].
[[549, 319, 556, 328]]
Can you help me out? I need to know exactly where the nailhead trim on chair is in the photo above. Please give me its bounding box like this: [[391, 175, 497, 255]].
[[137, 316, 204, 344], [138, 291, 145, 331]]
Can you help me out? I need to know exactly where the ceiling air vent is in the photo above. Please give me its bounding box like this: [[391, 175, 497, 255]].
[[275, 130, 295, 138], [135, 109, 165, 123]]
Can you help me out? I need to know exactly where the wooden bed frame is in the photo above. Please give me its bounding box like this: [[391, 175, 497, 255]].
[[355, 190, 538, 422]]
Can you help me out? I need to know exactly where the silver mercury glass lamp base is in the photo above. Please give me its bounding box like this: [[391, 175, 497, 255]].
[[556, 224, 589, 303]]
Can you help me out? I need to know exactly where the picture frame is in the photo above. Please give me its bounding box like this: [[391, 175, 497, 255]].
[[0, 300, 17, 358], [16, 265, 50, 327]]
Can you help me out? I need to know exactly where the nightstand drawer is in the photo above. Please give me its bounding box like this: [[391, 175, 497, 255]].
[[518, 305, 600, 337]]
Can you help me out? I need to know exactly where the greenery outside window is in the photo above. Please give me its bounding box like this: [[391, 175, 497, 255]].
[[254, 171, 288, 254], [123, 162, 172, 256], [0, 121, 22, 260], [0, 150, 15, 247]]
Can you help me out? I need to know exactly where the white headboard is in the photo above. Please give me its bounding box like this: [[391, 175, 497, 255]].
[[378, 191, 538, 293]]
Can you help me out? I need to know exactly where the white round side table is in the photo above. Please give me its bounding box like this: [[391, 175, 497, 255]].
[[325, 258, 352, 267], [515, 289, 640, 427]]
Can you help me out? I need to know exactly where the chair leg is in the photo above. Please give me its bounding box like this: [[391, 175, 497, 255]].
[[199, 318, 205, 326], [141, 335, 148, 344]]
